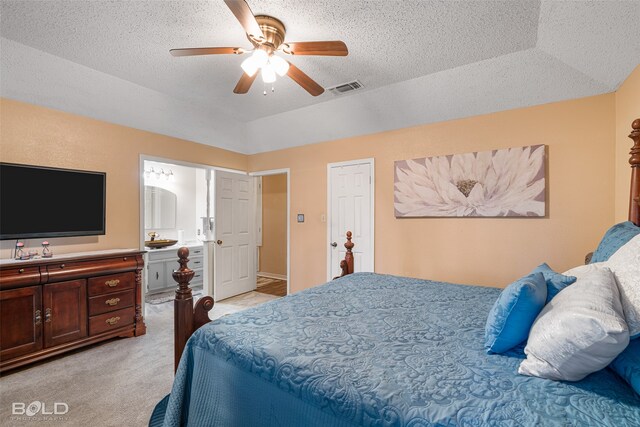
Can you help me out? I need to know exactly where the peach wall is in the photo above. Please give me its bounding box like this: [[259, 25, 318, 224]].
[[258, 174, 287, 276], [1, 90, 626, 293], [249, 94, 616, 292], [614, 65, 640, 222], [0, 98, 246, 258]]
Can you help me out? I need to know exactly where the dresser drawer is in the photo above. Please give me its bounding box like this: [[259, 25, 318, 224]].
[[46, 256, 137, 283], [189, 256, 204, 269], [88, 272, 135, 296], [0, 266, 41, 289], [88, 289, 134, 316], [89, 307, 135, 336], [189, 247, 203, 256]]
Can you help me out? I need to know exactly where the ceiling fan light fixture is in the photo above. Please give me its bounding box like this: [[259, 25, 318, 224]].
[[241, 56, 259, 77], [261, 64, 277, 83], [252, 49, 269, 67], [171, 1, 346, 96], [269, 54, 289, 76], [241, 49, 269, 77]]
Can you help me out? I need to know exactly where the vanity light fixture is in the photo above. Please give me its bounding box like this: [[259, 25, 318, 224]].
[[144, 167, 175, 182]]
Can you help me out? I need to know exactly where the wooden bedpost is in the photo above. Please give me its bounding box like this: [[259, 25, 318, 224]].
[[629, 118, 640, 226], [173, 247, 214, 372], [334, 231, 355, 279], [173, 248, 195, 372]]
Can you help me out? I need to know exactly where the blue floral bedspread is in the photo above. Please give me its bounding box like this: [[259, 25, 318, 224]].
[[157, 273, 640, 426]]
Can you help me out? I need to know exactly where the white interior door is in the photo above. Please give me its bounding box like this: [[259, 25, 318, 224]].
[[328, 159, 374, 280], [214, 170, 256, 301]]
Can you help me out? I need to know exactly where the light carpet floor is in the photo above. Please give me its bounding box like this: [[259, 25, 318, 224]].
[[0, 291, 279, 427]]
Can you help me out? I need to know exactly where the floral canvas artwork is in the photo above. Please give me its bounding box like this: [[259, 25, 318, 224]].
[[394, 145, 545, 217]]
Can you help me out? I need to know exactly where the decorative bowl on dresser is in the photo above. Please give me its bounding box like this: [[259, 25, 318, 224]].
[[0, 249, 146, 373]]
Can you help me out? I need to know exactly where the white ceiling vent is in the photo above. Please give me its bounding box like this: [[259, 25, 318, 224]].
[[327, 80, 364, 96]]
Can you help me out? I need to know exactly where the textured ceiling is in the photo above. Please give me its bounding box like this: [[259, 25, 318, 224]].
[[1, 1, 639, 154]]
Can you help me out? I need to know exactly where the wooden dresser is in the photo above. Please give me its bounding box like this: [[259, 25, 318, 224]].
[[0, 249, 146, 373]]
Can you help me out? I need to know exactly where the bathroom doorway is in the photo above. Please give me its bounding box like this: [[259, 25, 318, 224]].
[[141, 160, 211, 298]]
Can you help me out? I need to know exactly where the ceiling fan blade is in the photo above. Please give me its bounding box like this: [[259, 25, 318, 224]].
[[233, 72, 258, 94], [224, 0, 264, 41], [282, 41, 348, 56], [170, 47, 246, 57], [287, 62, 324, 96]]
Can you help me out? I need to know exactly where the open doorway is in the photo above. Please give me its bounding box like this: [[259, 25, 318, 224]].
[[141, 160, 210, 299], [251, 169, 290, 297], [139, 159, 289, 308]]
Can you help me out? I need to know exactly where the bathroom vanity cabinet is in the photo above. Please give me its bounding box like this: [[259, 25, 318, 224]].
[[146, 244, 203, 294]]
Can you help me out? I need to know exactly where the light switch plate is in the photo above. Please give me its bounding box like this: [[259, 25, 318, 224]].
[[297, 214, 304, 223]]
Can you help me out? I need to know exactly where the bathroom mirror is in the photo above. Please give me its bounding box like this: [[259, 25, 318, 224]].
[[144, 186, 177, 229]]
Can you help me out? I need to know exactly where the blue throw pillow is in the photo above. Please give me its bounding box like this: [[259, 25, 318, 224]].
[[591, 221, 640, 263], [485, 272, 547, 354], [531, 263, 577, 303], [609, 339, 640, 395]]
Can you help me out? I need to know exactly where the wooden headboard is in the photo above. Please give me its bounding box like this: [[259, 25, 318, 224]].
[[170, 118, 640, 372]]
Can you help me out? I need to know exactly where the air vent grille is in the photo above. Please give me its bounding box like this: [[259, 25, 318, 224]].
[[327, 80, 364, 96]]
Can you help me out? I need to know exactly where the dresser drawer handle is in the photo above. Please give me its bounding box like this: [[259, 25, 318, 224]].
[[35, 309, 42, 325], [18, 268, 25, 274], [105, 298, 120, 306], [105, 316, 120, 326], [105, 279, 120, 287], [60, 264, 65, 269]]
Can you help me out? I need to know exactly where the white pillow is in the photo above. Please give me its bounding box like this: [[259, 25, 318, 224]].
[[563, 262, 606, 280], [519, 267, 629, 381], [606, 234, 640, 338], [564, 234, 640, 338]]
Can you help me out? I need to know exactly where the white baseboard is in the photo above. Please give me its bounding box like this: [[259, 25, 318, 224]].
[[257, 272, 287, 281]]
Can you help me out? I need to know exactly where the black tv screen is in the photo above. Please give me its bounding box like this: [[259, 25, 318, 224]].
[[0, 163, 106, 240]]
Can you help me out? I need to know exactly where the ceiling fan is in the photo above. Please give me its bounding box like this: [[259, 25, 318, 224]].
[[170, 0, 348, 96]]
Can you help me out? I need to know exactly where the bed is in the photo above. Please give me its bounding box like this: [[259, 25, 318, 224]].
[[151, 119, 640, 426]]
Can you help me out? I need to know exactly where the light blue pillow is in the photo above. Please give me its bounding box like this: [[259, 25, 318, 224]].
[[609, 339, 640, 395], [591, 221, 640, 263], [531, 263, 577, 303], [485, 272, 547, 354]]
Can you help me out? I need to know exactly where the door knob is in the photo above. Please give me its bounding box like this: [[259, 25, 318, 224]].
[[331, 242, 337, 248], [216, 240, 223, 245]]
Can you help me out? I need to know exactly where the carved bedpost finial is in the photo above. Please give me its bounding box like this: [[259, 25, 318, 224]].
[[333, 231, 355, 279], [343, 231, 354, 275], [630, 119, 640, 167], [344, 231, 354, 252], [173, 247, 195, 299], [629, 119, 640, 226]]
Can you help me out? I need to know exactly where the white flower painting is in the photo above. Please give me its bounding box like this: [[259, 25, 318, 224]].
[[394, 145, 545, 217]]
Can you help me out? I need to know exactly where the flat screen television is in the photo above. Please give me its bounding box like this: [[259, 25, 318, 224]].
[[0, 163, 106, 240]]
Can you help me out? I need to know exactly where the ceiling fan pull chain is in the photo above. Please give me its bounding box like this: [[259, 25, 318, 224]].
[[272, 85, 275, 93]]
